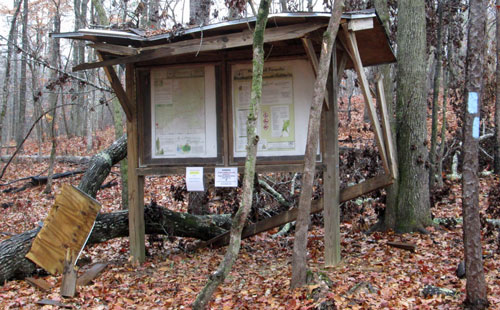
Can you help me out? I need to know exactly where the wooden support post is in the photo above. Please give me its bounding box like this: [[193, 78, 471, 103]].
[[324, 46, 344, 267], [341, 24, 390, 175], [376, 75, 398, 179], [97, 52, 133, 121], [60, 249, 77, 298], [302, 37, 330, 109], [126, 63, 145, 264], [323, 57, 340, 267]]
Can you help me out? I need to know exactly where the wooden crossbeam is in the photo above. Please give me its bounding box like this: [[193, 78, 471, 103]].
[[74, 23, 327, 72], [97, 53, 134, 121], [376, 75, 398, 179], [341, 24, 390, 175], [301, 37, 330, 109], [89, 42, 138, 56], [205, 174, 393, 248]]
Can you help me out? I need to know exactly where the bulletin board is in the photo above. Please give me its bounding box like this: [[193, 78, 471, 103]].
[[231, 59, 316, 159], [139, 64, 222, 166], [151, 65, 217, 158]]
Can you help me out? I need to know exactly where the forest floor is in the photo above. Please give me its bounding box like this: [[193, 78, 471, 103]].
[[0, 97, 499, 309]]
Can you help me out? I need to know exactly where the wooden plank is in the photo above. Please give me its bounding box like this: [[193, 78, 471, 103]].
[[97, 53, 133, 121], [302, 37, 330, 109], [206, 174, 393, 247], [60, 249, 77, 298], [376, 75, 398, 180], [26, 277, 52, 292], [347, 18, 374, 32], [341, 24, 389, 175], [324, 46, 342, 267], [136, 163, 327, 176], [77, 262, 108, 286], [89, 42, 138, 56], [73, 23, 327, 71], [25, 185, 101, 275], [126, 64, 145, 264], [387, 241, 416, 252], [36, 299, 73, 309]]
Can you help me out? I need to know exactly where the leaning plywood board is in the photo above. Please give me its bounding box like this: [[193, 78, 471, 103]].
[[26, 184, 101, 275]]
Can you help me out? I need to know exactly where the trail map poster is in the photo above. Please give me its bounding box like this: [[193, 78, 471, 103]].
[[232, 60, 315, 158], [151, 66, 217, 158]]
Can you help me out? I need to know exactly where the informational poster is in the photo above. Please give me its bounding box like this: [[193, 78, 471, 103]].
[[186, 167, 204, 191], [232, 60, 315, 158], [151, 66, 217, 158], [215, 167, 238, 187]]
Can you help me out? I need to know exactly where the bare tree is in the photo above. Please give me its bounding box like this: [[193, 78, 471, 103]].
[[44, 0, 62, 194], [0, 1, 22, 148], [461, 0, 489, 308], [15, 0, 29, 150]]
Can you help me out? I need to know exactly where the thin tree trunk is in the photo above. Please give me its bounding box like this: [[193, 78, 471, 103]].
[[429, 1, 444, 190], [191, 0, 270, 308], [291, 0, 345, 288], [495, 0, 500, 173], [437, 19, 453, 189], [15, 0, 28, 150], [461, 0, 489, 308], [0, 1, 22, 148], [92, 0, 129, 209], [43, 6, 61, 194]]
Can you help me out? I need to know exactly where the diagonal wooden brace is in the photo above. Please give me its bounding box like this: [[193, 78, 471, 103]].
[[97, 52, 134, 121], [375, 75, 398, 180], [301, 37, 330, 109], [341, 24, 390, 175]]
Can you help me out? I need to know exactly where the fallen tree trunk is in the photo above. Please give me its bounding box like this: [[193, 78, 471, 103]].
[[0, 155, 90, 164], [0, 135, 232, 284], [0, 204, 231, 284], [2, 170, 85, 193]]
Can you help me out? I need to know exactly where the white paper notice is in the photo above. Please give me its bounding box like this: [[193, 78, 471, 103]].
[[186, 167, 204, 191], [215, 167, 238, 187]]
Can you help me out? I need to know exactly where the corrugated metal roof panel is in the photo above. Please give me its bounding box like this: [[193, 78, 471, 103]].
[[52, 10, 379, 47]]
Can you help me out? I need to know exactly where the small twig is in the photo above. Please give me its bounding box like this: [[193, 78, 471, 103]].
[[0, 103, 77, 181], [248, 0, 257, 16], [479, 146, 493, 160], [196, 23, 204, 57], [0, 34, 111, 93]]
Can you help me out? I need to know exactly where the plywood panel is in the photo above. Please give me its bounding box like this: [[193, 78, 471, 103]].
[[26, 184, 101, 275]]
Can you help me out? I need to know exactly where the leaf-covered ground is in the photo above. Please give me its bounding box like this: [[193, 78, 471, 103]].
[[0, 99, 499, 309]]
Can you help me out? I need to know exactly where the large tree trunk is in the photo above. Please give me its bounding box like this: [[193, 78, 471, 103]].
[[291, 0, 344, 289], [189, 0, 210, 25], [461, 0, 489, 308], [0, 135, 232, 284], [384, 0, 433, 233], [186, 0, 212, 216], [495, 0, 500, 174]]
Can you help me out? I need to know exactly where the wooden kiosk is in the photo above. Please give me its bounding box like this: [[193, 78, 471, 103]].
[[56, 9, 397, 265]]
